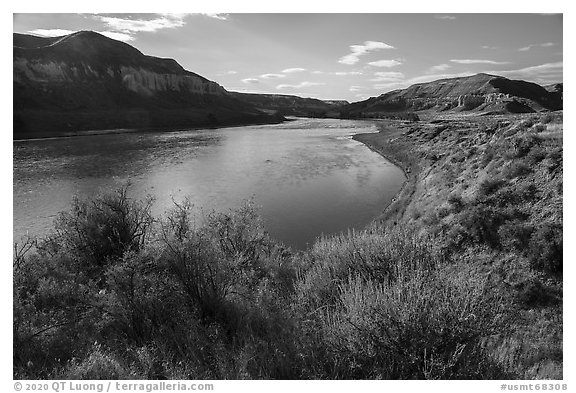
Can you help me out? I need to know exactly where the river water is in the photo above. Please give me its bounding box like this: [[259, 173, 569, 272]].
[[13, 118, 405, 250]]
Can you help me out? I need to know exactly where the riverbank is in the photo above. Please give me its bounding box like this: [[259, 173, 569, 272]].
[[353, 112, 563, 379], [353, 121, 418, 224]]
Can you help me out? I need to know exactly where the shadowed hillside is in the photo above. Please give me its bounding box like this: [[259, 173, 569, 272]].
[[13, 31, 283, 138]]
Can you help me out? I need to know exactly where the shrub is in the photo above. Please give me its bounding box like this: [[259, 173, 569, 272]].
[[447, 193, 465, 212], [52, 186, 154, 280], [514, 279, 557, 309], [539, 114, 553, 124], [478, 178, 508, 198], [544, 148, 563, 174], [296, 227, 441, 310], [314, 264, 510, 379], [498, 221, 534, 253], [62, 344, 131, 379], [529, 223, 563, 274], [457, 204, 509, 248], [526, 146, 547, 165], [503, 161, 532, 179]]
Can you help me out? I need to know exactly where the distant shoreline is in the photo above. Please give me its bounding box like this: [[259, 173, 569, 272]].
[[13, 117, 287, 142]]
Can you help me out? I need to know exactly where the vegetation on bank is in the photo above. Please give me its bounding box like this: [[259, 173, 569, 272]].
[[13, 113, 562, 379]]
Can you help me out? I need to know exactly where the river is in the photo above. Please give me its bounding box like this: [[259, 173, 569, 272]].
[[13, 118, 405, 250]]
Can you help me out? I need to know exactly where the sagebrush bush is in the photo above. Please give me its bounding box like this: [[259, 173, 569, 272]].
[[13, 182, 561, 380], [296, 227, 441, 310], [529, 223, 563, 274], [503, 161, 532, 179], [53, 186, 154, 280], [62, 344, 131, 379], [310, 264, 511, 379]]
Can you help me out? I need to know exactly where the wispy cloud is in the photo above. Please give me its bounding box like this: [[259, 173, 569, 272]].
[[370, 71, 405, 82], [427, 64, 451, 73], [435, 15, 456, 20], [241, 78, 260, 84], [490, 62, 563, 84], [332, 71, 363, 76], [282, 68, 307, 73], [518, 42, 556, 51], [201, 13, 229, 21], [367, 59, 403, 68], [372, 72, 476, 92], [482, 45, 499, 50], [338, 41, 395, 65], [349, 86, 366, 92], [227, 70, 238, 75], [260, 73, 286, 79], [450, 59, 510, 65], [276, 81, 325, 89], [94, 14, 188, 34]]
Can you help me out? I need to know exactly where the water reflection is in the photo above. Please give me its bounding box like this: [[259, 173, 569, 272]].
[[13, 119, 405, 249]]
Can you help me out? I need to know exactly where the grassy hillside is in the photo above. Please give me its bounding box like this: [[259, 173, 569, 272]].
[[13, 113, 562, 379]]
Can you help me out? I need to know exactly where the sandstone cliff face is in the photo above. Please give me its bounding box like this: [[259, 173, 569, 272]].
[[14, 31, 279, 138], [13, 58, 226, 97]]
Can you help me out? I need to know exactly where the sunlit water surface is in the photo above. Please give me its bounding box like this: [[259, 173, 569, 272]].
[[13, 118, 405, 250]]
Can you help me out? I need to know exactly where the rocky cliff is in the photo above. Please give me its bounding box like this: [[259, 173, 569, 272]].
[[14, 31, 280, 138], [341, 73, 562, 118]]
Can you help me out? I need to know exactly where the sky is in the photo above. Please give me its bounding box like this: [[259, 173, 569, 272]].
[[12, 13, 564, 102]]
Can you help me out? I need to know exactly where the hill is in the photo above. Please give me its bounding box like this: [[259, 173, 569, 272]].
[[340, 73, 562, 119], [13, 31, 282, 138], [230, 92, 347, 117]]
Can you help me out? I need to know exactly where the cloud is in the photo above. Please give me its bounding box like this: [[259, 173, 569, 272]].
[[367, 59, 403, 68], [94, 14, 188, 34], [427, 64, 451, 73], [372, 72, 477, 92], [201, 13, 229, 21], [227, 70, 238, 75], [370, 71, 405, 82], [282, 68, 307, 73], [435, 15, 457, 20], [241, 78, 260, 84], [450, 59, 510, 65], [276, 81, 325, 89], [332, 71, 363, 76], [28, 29, 75, 37], [519, 42, 556, 51], [370, 61, 562, 94], [338, 41, 395, 65], [349, 86, 366, 92], [482, 45, 499, 50], [260, 73, 286, 79], [490, 62, 563, 84]]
